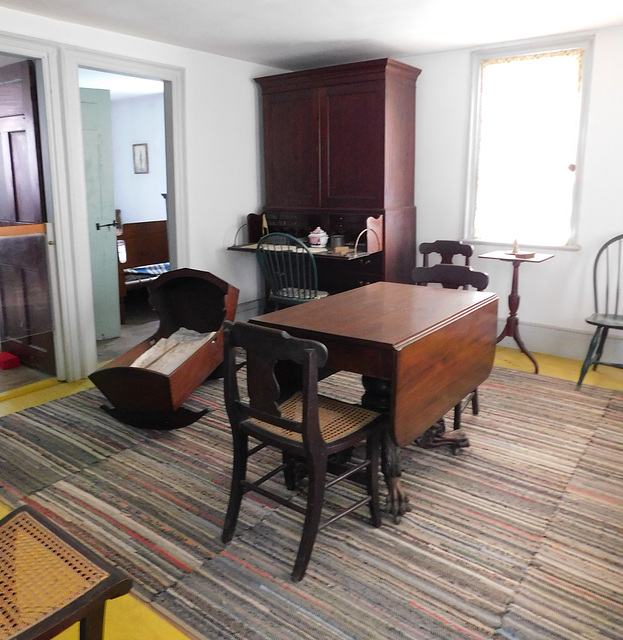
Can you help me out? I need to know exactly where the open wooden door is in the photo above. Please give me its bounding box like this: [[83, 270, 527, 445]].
[[0, 60, 55, 374], [80, 88, 120, 340]]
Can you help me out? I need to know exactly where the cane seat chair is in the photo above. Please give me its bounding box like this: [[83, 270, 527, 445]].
[[578, 233, 623, 387], [221, 321, 384, 581], [411, 264, 490, 448], [0, 505, 131, 640], [419, 239, 474, 267], [256, 233, 329, 309]]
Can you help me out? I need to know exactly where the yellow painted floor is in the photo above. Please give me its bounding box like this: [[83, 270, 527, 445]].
[[493, 345, 623, 391], [0, 346, 621, 639]]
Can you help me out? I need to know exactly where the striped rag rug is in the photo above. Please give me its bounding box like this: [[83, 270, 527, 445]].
[[0, 367, 621, 640]]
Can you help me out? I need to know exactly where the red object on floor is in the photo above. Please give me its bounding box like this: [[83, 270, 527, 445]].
[[0, 352, 20, 370]]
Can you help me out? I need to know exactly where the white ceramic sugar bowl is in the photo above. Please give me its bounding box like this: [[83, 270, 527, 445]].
[[308, 227, 328, 247]]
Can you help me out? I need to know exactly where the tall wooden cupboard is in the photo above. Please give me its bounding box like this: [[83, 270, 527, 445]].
[[255, 58, 421, 292]]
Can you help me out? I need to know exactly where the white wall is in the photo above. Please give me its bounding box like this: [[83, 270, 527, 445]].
[[1, 5, 621, 368], [0, 6, 281, 312], [401, 24, 623, 362], [111, 93, 168, 224]]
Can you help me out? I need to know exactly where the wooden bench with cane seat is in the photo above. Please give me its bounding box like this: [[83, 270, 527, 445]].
[[0, 505, 131, 640]]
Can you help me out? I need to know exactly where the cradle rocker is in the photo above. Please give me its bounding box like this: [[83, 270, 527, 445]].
[[90, 268, 239, 429]]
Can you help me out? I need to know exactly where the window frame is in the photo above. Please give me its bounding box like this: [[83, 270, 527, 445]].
[[463, 35, 594, 251]]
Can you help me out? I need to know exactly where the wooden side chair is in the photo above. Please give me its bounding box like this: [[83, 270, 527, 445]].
[[419, 239, 474, 267], [221, 321, 384, 582], [412, 263, 489, 292], [0, 505, 131, 640], [578, 233, 623, 386], [411, 264, 490, 450], [256, 233, 329, 310]]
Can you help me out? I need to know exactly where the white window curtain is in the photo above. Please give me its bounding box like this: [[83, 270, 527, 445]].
[[467, 44, 588, 248]]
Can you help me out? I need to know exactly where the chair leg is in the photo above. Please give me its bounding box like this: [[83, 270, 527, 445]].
[[367, 432, 381, 528], [454, 389, 480, 431], [471, 388, 479, 415], [80, 605, 105, 640], [578, 327, 603, 387], [222, 432, 248, 543], [453, 402, 461, 430], [292, 458, 326, 582], [454, 387, 478, 430], [593, 327, 609, 370]]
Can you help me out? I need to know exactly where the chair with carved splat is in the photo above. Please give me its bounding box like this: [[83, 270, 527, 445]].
[[419, 239, 474, 268], [221, 321, 384, 581]]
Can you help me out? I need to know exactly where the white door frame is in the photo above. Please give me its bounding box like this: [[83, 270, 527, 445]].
[[0, 33, 71, 380], [61, 48, 187, 379], [0, 31, 187, 381]]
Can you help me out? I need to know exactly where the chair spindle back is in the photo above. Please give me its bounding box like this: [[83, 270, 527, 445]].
[[256, 233, 321, 306], [593, 233, 623, 317]]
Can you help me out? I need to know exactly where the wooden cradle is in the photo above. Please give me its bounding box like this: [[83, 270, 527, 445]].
[[89, 268, 239, 429]]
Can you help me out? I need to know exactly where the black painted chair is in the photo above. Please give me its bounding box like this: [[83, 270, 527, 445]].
[[578, 233, 623, 387], [256, 233, 328, 309], [221, 321, 384, 581], [411, 264, 490, 449]]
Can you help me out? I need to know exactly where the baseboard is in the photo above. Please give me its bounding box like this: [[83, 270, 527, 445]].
[[497, 320, 623, 361], [234, 298, 263, 322]]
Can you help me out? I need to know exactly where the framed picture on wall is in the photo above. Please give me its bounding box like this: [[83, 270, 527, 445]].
[[132, 143, 149, 174]]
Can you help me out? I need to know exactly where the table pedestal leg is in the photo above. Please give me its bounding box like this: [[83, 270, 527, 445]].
[[497, 260, 539, 373], [361, 376, 409, 522], [361, 376, 470, 523]]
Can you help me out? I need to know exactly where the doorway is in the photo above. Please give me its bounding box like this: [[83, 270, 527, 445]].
[[0, 55, 56, 393], [78, 69, 169, 363], [0, 38, 186, 384]]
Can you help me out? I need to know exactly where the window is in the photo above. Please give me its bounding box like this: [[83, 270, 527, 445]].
[[465, 40, 591, 248]]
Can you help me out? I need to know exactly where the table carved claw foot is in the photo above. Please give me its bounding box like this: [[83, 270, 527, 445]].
[[414, 418, 470, 454]]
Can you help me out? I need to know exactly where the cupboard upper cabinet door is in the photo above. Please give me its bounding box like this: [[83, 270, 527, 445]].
[[0, 61, 46, 225], [263, 89, 320, 208], [321, 81, 385, 209]]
